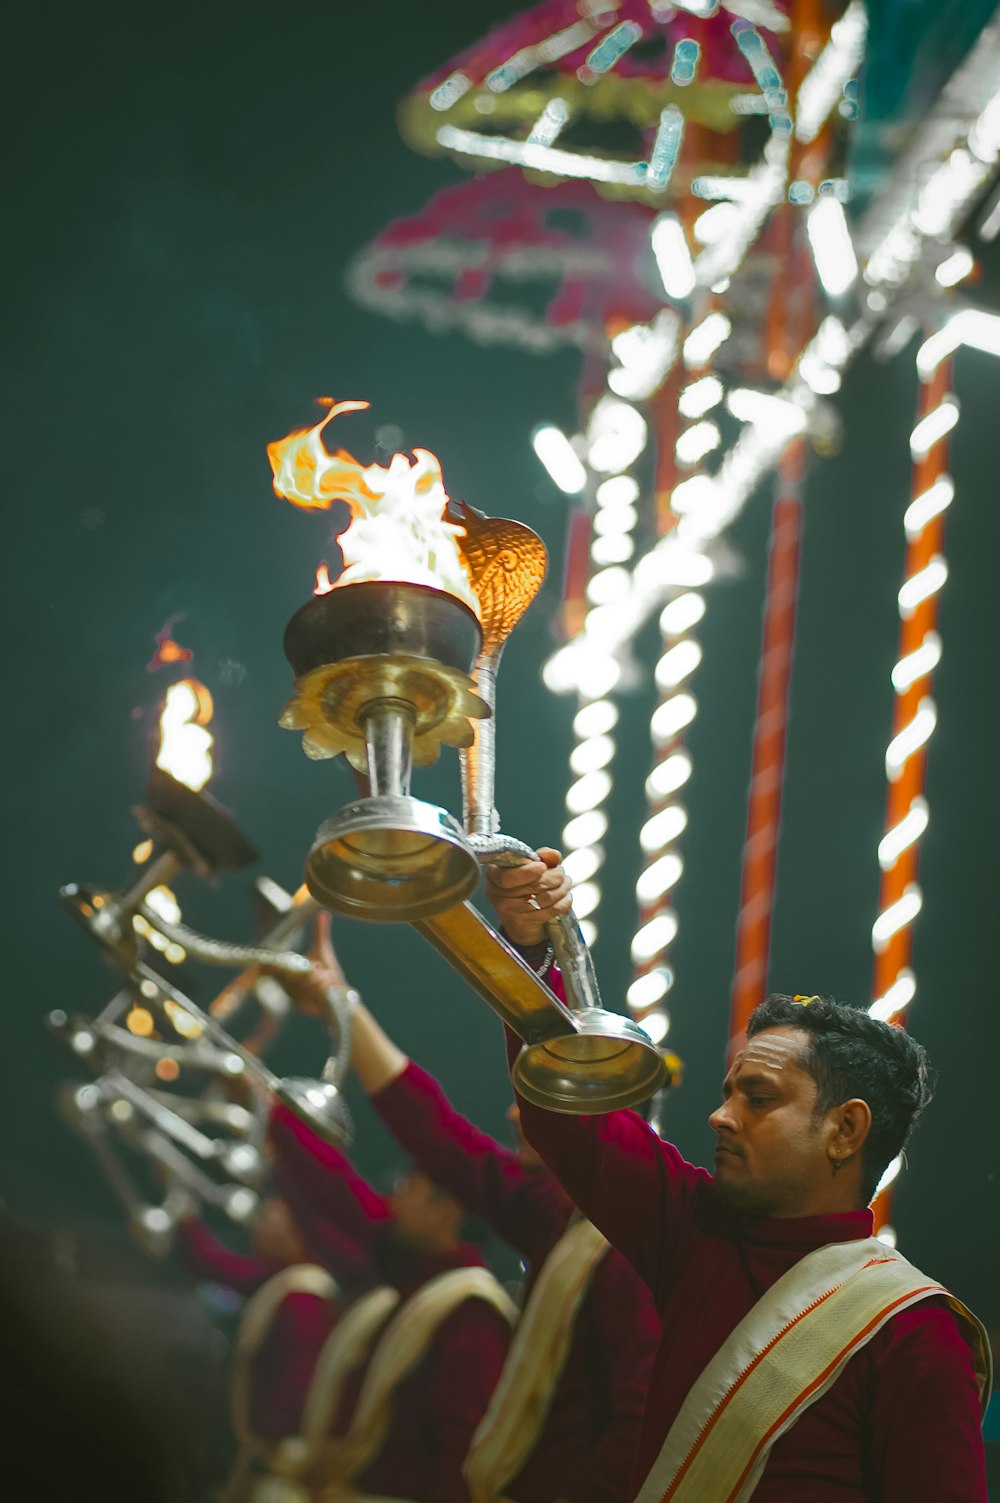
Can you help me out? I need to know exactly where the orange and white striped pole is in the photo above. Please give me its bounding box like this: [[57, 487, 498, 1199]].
[[868, 352, 956, 1240], [730, 442, 805, 1038]]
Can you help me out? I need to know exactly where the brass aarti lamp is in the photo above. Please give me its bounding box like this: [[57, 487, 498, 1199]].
[[59, 683, 355, 1151], [273, 407, 667, 1113], [281, 579, 487, 921]]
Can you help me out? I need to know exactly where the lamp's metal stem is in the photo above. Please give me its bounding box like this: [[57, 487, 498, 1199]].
[[133, 1127, 257, 1220], [206, 889, 318, 1026], [137, 907, 313, 975], [364, 700, 415, 798], [93, 1020, 246, 1076], [131, 960, 352, 1147], [119, 849, 183, 910], [462, 636, 605, 1019], [101, 1070, 224, 1164], [133, 961, 282, 1093], [461, 650, 502, 835], [91, 849, 183, 945]]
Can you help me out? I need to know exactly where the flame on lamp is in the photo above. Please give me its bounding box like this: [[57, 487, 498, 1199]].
[[314, 563, 335, 595], [268, 398, 480, 618], [156, 679, 215, 792]]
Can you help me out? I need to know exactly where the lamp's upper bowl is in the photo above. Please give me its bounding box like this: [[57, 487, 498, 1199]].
[[284, 581, 482, 678]]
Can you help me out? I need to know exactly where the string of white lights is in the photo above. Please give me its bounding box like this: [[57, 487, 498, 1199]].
[[556, 467, 646, 947], [561, 694, 619, 949], [859, 16, 1000, 286], [625, 13, 866, 1043], [625, 585, 705, 1042], [539, 401, 650, 945], [523, 5, 897, 981], [622, 304, 725, 1040], [531, 41, 1000, 658]]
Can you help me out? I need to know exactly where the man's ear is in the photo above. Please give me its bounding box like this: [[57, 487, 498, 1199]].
[[828, 1098, 872, 1167]]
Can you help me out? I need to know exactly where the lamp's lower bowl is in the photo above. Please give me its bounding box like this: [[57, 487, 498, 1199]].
[[274, 1079, 353, 1148], [512, 1013, 667, 1114], [305, 795, 481, 922]]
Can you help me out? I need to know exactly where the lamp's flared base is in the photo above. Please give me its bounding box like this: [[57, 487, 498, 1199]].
[[512, 1013, 668, 1114], [305, 794, 481, 922]]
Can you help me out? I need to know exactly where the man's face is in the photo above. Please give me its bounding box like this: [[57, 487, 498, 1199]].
[[507, 1102, 544, 1169], [253, 1196, 308, 1264], [707, 1027, 831, 1217], [387, 1171, 459, 1250]]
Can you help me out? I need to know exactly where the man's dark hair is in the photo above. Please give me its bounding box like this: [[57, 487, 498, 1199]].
[[746, 994, 935, 1203]]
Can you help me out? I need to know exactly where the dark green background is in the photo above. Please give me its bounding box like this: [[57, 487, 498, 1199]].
[[5, 1, 998, 1323]]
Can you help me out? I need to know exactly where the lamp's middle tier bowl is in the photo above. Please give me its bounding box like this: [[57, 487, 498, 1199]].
[[281, 582, 489, 769], [284, 580, 483, 677]]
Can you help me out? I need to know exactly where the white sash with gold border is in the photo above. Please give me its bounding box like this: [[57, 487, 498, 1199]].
[[231, 1265, 341, 1456], [226, 1275, 400, 1503], [327, 1266, 517, 1495], [464, 1216, 610, 1503], [298, 1286, 402, 1455], [635, 1237, 992, 1503]]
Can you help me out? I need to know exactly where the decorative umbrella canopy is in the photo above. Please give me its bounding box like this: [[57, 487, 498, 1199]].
[[399, 0, 794, 201], [347, 170, 665, 356]]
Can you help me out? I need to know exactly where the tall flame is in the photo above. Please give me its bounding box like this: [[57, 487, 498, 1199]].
[[268, 399, 480, 617], [156, 678, 214, 791]]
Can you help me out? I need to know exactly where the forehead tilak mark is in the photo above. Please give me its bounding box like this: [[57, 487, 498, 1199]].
[[733, 1037, 802, 1073]]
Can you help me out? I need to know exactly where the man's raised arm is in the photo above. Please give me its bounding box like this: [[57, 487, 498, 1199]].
[[278, 914, 561, 1250], [489, 850, 707, 1298], [268, 1104, 389, 1288], [352, 998, 557, 1255]]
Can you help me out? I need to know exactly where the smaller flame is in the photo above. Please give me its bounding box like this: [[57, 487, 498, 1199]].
[[156, 679, 214, 791], [268, 399, 480, 617], [150, 637, 193, 668], [314, 563, 335, 595], [132, 838, 154, 865], [148, 616, 194, 673]]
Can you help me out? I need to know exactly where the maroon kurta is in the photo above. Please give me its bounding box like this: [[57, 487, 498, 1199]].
[[509, 1034, 988, 1503], [176, 1217, 339, 1439], [270, 1105, 511, 1503], [177, 1215, 279, 1298], [373, 1061, 660, 1503]]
